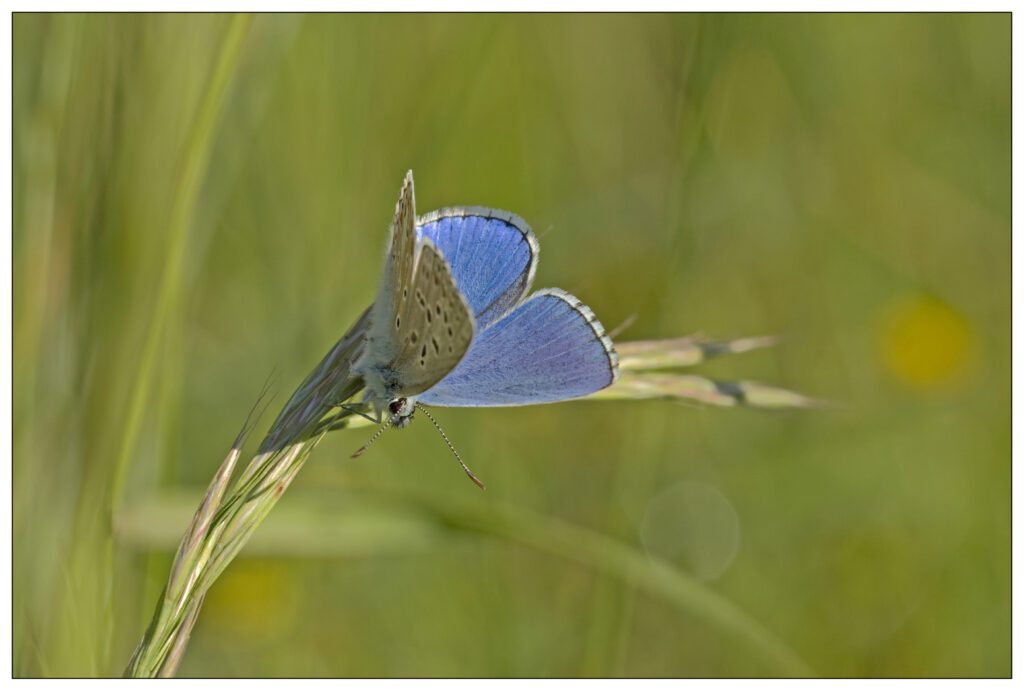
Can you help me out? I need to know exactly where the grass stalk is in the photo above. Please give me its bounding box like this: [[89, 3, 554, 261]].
[[125, 288, 813, 676], [124, 308, 369, 677]]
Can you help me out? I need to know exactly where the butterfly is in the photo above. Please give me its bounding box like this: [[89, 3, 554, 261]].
[[352, 171, 619, 484]]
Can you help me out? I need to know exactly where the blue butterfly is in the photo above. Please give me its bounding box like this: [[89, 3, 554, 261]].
[[353, 171, 618, 483]]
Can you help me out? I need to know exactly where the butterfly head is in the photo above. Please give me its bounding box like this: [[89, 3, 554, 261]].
[[387, 397, 416, 428], [352, 396, 484, 490]]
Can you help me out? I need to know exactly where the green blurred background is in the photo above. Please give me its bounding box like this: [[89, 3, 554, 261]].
[[13, 13, 1009, 677]]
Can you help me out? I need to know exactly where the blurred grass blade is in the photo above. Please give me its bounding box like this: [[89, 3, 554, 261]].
[[110, 13, 255, 512], [403, 489, 816, 678], [119, 487, 814, 677]]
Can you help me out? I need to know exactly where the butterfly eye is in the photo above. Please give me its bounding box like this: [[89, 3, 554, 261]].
[[388, 398, 407, 416]]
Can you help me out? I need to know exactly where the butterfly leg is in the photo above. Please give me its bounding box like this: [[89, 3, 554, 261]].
[[315, 403, 381, 436], [338, 402, 381, 425]]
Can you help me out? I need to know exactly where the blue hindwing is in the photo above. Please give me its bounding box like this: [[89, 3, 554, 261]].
[[418, 289, 618, 407], [416, 208, 537, 330]]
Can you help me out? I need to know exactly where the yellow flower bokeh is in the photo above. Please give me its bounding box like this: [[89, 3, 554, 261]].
[[877, 294, 976, 393], [204, 559, 301, 640]]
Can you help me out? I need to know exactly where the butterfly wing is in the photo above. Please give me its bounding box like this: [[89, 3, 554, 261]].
[[388, 239, 475, 397], [357, 173, 475, 404], [417, 288, 618, 407], [417, 208, 538, 329], [364, 170, 419, 366]]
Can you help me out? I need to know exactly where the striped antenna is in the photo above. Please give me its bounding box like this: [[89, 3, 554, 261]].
[[416, 404, 485, 490], [351, 421, 387, 458]]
